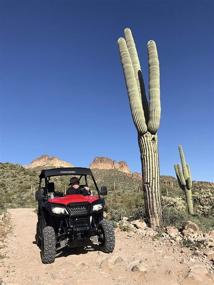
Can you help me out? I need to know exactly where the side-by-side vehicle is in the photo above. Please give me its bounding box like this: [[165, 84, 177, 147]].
[[35, 167, 115, 264]]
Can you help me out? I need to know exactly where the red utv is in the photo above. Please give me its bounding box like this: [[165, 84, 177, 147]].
[[35, 167, 115, 264]]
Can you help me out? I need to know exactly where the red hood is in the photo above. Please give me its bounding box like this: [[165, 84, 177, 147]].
[[48, 194, 100, 205]]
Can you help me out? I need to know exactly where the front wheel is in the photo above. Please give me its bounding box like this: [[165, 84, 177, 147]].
[[98, 220, 115, 253], [35, 221, 41, 247], [35, 214, 46, 248], [41, 226, 56, 264]]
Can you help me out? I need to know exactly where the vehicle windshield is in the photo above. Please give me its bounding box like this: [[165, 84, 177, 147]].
[[45, 174, 98, 195]]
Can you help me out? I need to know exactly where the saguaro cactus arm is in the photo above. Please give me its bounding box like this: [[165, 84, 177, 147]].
[[124, 28, 141, 89], [174, 164, 186, 187], [124, 28, 149, 121], [118, 37, 147, 134], [147, 41, 161, 134], [118, 28, 161, 135], [178, 145, 189, 180], [186, 164, 192, 189], [174, 145, 194, 215]]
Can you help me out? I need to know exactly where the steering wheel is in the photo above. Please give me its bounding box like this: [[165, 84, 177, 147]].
[[79, 185, 91, 195], [79, 185, 86, 189]]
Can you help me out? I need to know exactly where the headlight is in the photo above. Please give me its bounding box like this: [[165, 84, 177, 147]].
[[92, 204, 103, 211], [51, 207, 68, 215]]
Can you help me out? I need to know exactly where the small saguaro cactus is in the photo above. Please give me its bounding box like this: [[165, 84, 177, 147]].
[[117, 28, 162, 228], [174, 145, 194, 215]]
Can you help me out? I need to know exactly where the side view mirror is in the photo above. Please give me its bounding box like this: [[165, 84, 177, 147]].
[[100, 186, 107, 196]]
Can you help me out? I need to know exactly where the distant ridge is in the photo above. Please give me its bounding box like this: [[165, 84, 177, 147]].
[[24, 155, 133, 174], [90, 157, 131, 174], [24, 155, 73, 170]]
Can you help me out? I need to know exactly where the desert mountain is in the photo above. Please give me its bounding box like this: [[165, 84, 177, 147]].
[[25, 155, 73, 170], [90, 157, 131, 174], [24, 155, 131, 174]]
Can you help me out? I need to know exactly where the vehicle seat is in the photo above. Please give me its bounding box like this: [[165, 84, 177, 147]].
[[47, 182, 64, 197], [47, 182, 55, 194]]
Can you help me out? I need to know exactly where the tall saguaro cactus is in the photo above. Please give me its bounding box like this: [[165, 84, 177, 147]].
[[174, 145, 194, 215], [117, 28, 162, 228]]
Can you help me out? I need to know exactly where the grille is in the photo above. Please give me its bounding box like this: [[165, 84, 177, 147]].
[[68, 203, 89, 216], [72, 217, 90, 232]]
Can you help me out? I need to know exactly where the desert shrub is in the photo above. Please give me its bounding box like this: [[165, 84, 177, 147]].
[[162, 206, 188, 228], [193, 187, 214, 217], [105, 186, 144, 222], [0, 163, 213, 230], [187, 214, 214, 232], [162, 205, 214, 231], [162, 196, 186, 212]]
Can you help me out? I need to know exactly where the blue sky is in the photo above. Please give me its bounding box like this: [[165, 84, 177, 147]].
[[0, 0, 213, 181]]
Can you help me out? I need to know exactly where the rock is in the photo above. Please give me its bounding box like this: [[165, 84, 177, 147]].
[[179, 258, 185, 264], [204, 231, 214, 248], [183, 221, 200, 233], [182, 264, 213, 285], [144, 227, 158, 237], [136, 229, 145, 237], [182, 229, 191, 238], [136, 226, 158, 238], [90, 157, 131, 174], [132, 172, 142, 180], [182, 226, 211, 250], [160, 176, 175, 187], [170, 239, 176, 245], [165, 226, 182, 242], [206, 240, 214, 248], [122, 217, 129, 222], [118, 219, 136, 232], [203, 249, 214, 261], [117, 161, 131, 174], [208, 230, 214, 239], [166, 226, 180, 239], [129, 260, 147, 272], [127, 232, 135, 237], [160, 232, 170, 239], [1, 213, 7, 222], [193, 250, 203, 257], [25, 155, 73, 169], [131, 219, 147, 230], [99, 255, 125, 269], [111, 255, 125, 265]]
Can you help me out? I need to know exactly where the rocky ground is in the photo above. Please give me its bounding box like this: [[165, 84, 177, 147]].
[[0, 209, 213, 285]]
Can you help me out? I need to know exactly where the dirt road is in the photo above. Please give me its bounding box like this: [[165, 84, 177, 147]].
[[0, 208, 213, 285]]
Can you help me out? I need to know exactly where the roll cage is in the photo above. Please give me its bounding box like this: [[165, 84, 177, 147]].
[[39, 167, 100, 197]]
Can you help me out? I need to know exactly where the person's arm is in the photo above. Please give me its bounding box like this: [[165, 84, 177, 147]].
[[85, 186, 92, 195], [80, 186, 91, 196], [66, 187, 73, 195]]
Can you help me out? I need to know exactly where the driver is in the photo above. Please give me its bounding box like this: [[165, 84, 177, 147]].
[[66, 177, 90, 195]]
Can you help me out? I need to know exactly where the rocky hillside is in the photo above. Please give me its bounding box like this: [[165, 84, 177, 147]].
[[25, 155, 73, 170], [0, 162, 214, 231], [90, 157, 131, 174]]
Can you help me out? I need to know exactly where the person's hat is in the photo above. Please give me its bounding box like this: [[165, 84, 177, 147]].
[[69, 177, 79, 185]]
